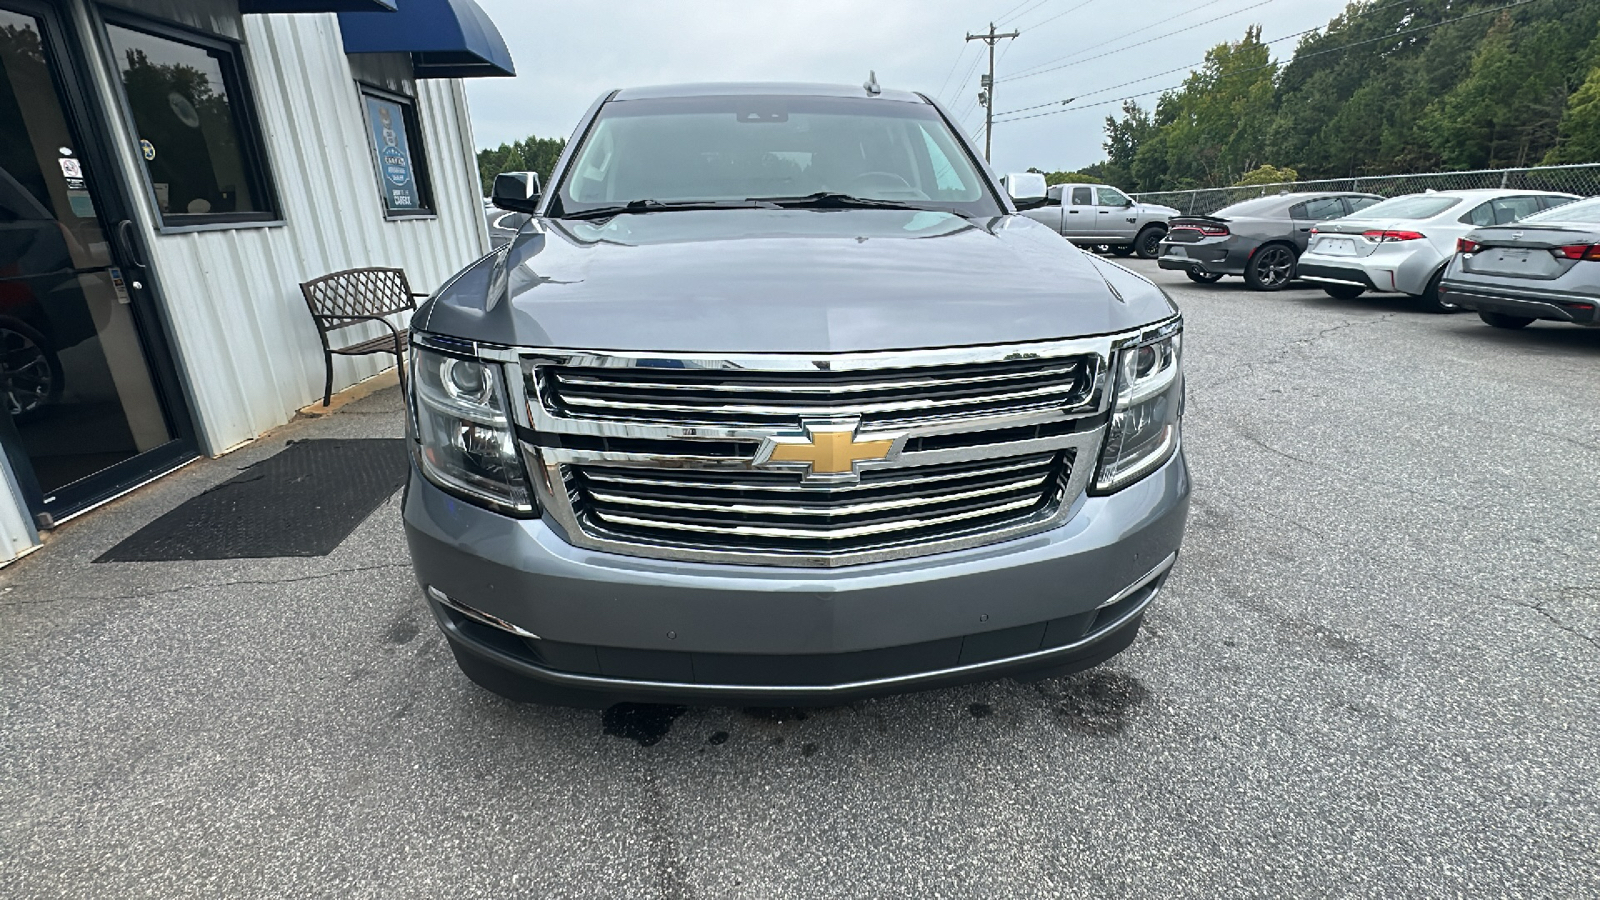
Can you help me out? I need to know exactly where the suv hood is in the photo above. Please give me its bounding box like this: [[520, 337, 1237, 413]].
[[417, 209, 1175, 353]]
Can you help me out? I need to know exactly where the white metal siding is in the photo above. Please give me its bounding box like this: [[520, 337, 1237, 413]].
[[79, 1, 489, 454]]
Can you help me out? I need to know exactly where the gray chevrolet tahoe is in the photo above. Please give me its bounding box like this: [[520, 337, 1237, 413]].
[[404, 82, 1190, 707]]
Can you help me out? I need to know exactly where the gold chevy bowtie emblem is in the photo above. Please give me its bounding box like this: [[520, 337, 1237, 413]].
[[758, 420, 904, 482]]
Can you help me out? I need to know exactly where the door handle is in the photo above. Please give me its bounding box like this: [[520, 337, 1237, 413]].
[[1068, 210, 1080, 214], [114, 219, 148, 269]]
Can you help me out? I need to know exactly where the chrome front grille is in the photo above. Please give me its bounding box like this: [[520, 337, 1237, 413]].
[[475, 335, 1154, 568], [537, 356, 1096, 428], [568, 452, 1070, 560]]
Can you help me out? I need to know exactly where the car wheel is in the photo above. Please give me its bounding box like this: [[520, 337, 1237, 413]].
[[1245, 244, 1296, 291], [1322, 284, 1366, 300], [1479, 310, 1535, 330], [0, 319, 63, 423], [1134, 227, 1165, 259], [1110, 244, 1134, 257], [1186, 268, 1223, 284], [1414, 268, 1458, 314]]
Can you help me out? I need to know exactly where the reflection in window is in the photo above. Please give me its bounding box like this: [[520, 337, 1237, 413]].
[[1096, 187, 1129, 207], [1071, 187, 1093, 206], [105, 21, 271, 221]]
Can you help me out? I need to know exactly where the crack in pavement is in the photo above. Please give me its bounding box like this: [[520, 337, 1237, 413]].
[[1191, 312, 1397, 396]]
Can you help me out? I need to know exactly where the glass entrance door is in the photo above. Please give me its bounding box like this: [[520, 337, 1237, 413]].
[[0, 3, 192, 525]]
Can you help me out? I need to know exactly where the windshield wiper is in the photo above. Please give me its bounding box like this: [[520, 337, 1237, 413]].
[[560, 199, 778, 220], [750, 192, 924, 211]]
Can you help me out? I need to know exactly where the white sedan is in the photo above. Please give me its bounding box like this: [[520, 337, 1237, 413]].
[[1296, 189, 1581, 312]]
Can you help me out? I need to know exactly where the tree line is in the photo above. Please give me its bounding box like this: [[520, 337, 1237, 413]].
[[476, 135, 566, 196], [1035, 0, 1600, 191]]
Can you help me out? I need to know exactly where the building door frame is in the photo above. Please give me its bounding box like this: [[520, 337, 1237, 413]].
[[0, 0, 197, 529]]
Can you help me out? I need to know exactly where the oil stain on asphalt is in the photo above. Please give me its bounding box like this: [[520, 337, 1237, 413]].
[[1037, 669, 1148, 735], [602, 704, 687, 747]]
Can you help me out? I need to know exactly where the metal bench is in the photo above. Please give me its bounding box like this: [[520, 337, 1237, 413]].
[[299, 266, 425, 407]]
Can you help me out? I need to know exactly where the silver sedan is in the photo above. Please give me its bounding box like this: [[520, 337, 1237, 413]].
[[1439, 195, 1600, 329]]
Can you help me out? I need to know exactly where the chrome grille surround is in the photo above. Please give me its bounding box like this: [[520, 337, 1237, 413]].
[[418, 326, 1175, 568]]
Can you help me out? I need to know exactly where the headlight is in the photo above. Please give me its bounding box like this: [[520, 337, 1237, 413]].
[[1093, 321, 1183, 493], [410, 345, 536, 514]]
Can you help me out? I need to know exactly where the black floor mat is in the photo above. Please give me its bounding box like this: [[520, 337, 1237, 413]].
[[97, 438, 408, 562]]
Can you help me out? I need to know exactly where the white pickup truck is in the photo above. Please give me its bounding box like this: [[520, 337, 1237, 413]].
[[1021, 182, 1179, 259]]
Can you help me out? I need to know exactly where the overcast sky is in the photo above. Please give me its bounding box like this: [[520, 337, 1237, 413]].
[[465, 0, 1354, 175]]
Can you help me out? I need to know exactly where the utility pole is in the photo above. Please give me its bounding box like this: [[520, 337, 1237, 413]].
[[966, 22, 1019, 162]]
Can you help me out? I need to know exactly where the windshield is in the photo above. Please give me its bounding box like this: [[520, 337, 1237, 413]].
[[1353, 195, 1462, 219], [1519, 196, 1600, 224], [553, 94, 1001, 217]]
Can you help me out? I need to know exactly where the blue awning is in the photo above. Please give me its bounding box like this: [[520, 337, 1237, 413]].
[[241, 0, 397, 12], [339, 0, 514, 79]]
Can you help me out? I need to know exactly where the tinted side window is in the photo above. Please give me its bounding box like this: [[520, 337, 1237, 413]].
[[1460, 202, 1495, 227], [1491, 196, 1543, 224], [1070, 187, 1093, 206], [1346, 196, 1382, 213], [104, 18, 276, 223], [1045, 184, 1063, 206], [1294, 197, 1345, 220], [1539, 195, 1576, 211]]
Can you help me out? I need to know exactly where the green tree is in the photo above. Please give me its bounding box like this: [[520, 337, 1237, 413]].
[[477, 135, 566, 195], [1234, 164, 1299, 186], [1148, 26, 1278, 189], [1544, 66, 1600, 163], [1544, 27, 1600, 164], [1420, 14, 1580, 168]]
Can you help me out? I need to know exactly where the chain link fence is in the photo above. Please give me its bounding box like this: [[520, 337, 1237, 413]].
[[1130, 163, 1600, 216]]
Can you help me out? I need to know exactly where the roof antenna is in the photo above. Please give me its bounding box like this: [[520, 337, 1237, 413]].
[[863, 70, 881, 96]]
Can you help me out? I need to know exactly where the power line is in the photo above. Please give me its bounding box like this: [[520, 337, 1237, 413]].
[[999, 0, 1054, 26], [934, 44, 977, 102], [991, 0, 1039, 25], [1005, 0, 1230, 81], [1002, 0, 1281, 83], [951, 45, 990, 118], [995, 0, 1419, 114], [1016, 0, 1098, 33], [994, 0, 1544, 124]]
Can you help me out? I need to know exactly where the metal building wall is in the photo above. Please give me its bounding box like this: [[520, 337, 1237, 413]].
[[77, 0, 491, 455]]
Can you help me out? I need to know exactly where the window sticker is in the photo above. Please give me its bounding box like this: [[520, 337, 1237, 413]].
[[365, 95, 420, 211]]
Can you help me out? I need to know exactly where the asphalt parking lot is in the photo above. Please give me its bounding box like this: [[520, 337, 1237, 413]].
[[2, 257, 1597, 898]]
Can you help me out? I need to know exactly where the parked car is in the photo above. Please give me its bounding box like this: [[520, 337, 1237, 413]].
[[1439, 194, 1600, 330], [485, 198, 529, 248], [1158, 191, 1383, 290], [405, 82, 1191, 707], [1020, 181, 1178, 258], [1297, 189, 1580, 312]]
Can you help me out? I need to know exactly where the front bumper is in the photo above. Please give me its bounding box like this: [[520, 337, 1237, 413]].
[[404, 450, 1190, 705], [1439, 280, 1600, 325]]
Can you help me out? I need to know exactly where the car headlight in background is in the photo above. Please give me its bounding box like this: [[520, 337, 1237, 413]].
[[411, 346, 535, 514], [1093, 321, 1183, 493]]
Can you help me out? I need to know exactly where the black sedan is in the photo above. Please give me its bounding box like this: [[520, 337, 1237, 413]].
[[1157, 191, 1383, 290]]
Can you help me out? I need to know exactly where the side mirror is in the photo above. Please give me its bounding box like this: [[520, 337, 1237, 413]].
[[1002, 172, 1048, 211], [492, 171, 541, 214]]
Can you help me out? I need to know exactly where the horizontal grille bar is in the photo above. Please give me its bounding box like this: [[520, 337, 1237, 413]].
[[537, 356, 1095, 427], [568, 453, 1070, 558]]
